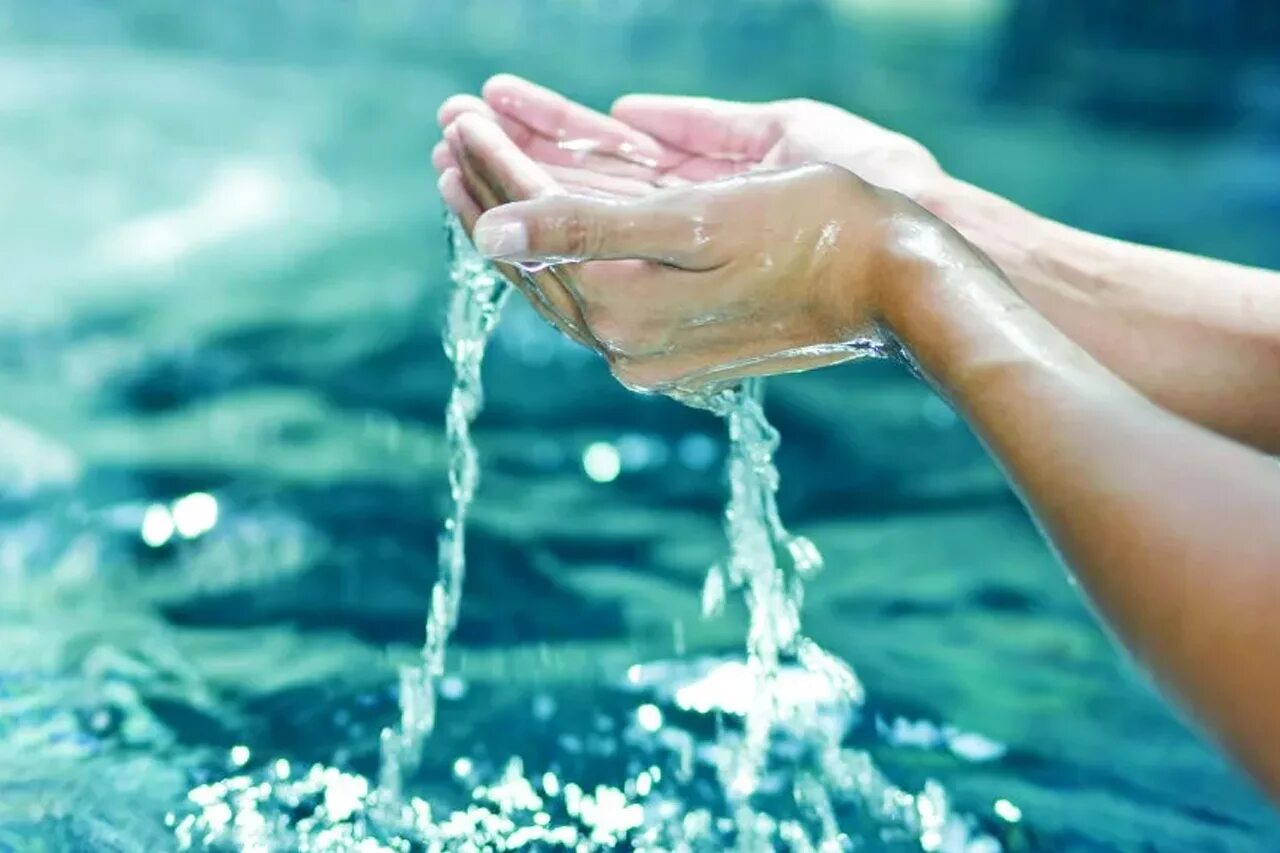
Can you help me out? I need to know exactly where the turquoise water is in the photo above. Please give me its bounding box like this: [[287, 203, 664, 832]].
[[3, 1, 1280, 849]]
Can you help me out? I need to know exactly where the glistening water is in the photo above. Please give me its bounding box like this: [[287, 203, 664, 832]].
[[378, 217, 511, 801], [159, 224, 988, 851], [4, 1, 1280, 850]]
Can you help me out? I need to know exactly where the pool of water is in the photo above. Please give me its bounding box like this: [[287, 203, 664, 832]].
[[3, 1, 1280, 850]]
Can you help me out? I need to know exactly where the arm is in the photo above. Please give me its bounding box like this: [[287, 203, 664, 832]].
[[923, 177, 1280, 453], [877, 209, 1280, 797], [443, 127, 1280, 795], [436, 78, 1280, 452]]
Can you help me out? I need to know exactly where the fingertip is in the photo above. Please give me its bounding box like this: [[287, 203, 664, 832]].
[[438, 168, 482, 229], [609, 93, 657, 119], [482, 73, 533, 108], [473, 210, 529, 259], [452, 110, 495, 142], [608, 94, 639, 116], [483, 72, 524, 92], [437, 167, 463, 205], [450, 112, 502, 162], [437, 94, 492, 128], [431, 140, 454, 171]]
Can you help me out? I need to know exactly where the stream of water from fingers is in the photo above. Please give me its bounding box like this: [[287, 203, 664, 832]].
[[168, 217, 999, 852]]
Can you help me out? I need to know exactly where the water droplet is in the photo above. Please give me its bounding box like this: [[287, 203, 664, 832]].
[[172, 492, 218, 539], [140, 503, 174, 547], [583, 441, 621, 483], [636, 703, 664, 733], [994, 798, 1022, 822]]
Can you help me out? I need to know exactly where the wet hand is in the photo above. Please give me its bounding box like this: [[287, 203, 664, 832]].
[[469, 163, 911, 393], [434, 75, 945, 203]]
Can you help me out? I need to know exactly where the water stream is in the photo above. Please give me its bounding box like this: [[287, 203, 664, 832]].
[[377, 214, 511, 800], [166, 219, 1000, 851]]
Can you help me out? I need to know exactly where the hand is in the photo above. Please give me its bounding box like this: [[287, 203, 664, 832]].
[[434, 75, 946, 204], [467, 162, 917, 394]]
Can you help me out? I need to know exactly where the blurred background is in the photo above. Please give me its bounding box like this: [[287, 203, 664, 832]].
[[1, 0, 1279, 849]]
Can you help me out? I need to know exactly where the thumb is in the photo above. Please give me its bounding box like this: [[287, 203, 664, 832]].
[[472, 193, 715, 269]]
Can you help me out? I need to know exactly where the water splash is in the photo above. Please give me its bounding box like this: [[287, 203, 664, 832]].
[[378, 215, 509, 797], [168, 219, 1008, 851], [677, 381, 991, 851], [691, 380, 830, 803]]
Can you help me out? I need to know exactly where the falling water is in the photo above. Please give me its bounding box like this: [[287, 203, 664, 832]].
[[167, 221, 1003, 851], [690, 380, 975, 850], [695, 381, 848, 793], [378, 215, 509, 798]]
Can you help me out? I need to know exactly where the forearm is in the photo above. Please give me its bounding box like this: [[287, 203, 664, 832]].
[[923, 177, 1280, 452], [874, 215, 1280, 797]]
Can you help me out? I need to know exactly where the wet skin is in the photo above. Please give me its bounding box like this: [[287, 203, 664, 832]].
[[435, 75, 1280, 801]]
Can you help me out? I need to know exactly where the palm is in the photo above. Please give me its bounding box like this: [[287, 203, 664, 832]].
[[438, 76, 782, 204], [438, 76, 939, 208], [434, 76, 941, 353]]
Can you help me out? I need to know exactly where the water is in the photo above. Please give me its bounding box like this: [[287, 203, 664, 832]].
[[5, 2, 1280, 850], [378, 217, 510, 799], [691, 381, 982, 850], [163, 227, 996, 851]]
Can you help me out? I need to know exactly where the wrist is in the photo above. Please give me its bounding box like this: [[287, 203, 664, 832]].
[[916, 175, 1044, 282], [866, 196, 1023, 390]]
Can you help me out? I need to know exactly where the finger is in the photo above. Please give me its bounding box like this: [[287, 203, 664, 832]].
[[483, 74, 666, 165], [446, 122, 500, 209], [610, 94, 777, 161], [472, 192, 716, 269], [438, 168, 481, 231], [438, 93, 495, 127], [432, 140, 457, 173], [445, 120, 600, 344], [502, 131, 662, 181], [438, 92, 536, 149], [451, 112, 559, 205], [658, 153, 752, 184], [541, 163, 659, 199], [441, 164, 594, 347]]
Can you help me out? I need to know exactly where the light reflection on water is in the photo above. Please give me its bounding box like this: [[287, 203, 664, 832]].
[[3, 1, 1280, 850], [167, 658, 1015, 852]]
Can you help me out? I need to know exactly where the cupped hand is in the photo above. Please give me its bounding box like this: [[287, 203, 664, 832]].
[[434, 74, 946, 204], [467, 163, 913, 394]]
